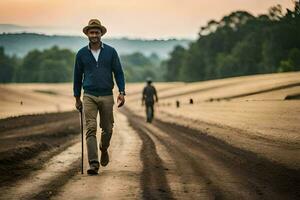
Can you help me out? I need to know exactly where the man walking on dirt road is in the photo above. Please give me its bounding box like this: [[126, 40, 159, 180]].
[[142, 77, 158, 123], [73, 19, 126, 175]]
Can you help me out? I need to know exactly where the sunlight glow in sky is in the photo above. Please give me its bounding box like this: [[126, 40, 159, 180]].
[[0, 0, 295, 39]]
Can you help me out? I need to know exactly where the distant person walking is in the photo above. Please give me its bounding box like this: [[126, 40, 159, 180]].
[[142, 78, 158, 123], [73, 19, 126, 175]]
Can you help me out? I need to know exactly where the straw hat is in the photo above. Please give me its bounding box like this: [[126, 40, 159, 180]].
[[83, 19, 107, 35]]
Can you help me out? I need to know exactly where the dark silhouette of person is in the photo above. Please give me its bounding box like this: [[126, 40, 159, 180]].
[[142, 77, 158, 123]]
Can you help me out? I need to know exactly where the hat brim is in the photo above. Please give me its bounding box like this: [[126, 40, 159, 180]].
[[83, 25, 107, 36]]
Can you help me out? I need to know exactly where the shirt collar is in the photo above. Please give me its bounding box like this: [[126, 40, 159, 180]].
[[88, 42, 104, 51]]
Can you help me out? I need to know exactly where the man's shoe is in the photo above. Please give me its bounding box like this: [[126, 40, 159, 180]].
[[100, 150, 109, 166], [87, 164, 99, 175]]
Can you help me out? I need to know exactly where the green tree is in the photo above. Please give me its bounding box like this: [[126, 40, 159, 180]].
[[16, 46, 75, 82], [18, 49, 43, 82], [278, 48, 300, 72], [164, 45, 186, 81], [163, 1, 300, 82], [0, 47, 15, 83], [121, 52, 162, 82], [39, 59, 71, 82]]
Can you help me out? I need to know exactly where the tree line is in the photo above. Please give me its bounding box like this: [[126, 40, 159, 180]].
[[121, 52, 163, 82], [1, 2, 299, 83], [0, 46, 75, 83], [0, 46, 161, 83], [163, 2, 300, 82]]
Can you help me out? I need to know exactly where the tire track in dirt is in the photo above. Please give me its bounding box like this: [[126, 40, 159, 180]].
[[134, 120, 222, 199], [159, 80, 244, 100], [210, 82, 300, 101], [127, 114, 233, 199], [125, 109, 300, 199], [129, 117, 175, 200], [154, 119, 300, 196]]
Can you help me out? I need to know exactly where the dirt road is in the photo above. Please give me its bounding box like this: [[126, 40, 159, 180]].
[[123, 109, 299, 200], [1, 109, 299, 200]]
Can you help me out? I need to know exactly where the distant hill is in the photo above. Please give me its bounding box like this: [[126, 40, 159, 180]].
[[0, 32, 191, 58], [0, 24, 29, 32]]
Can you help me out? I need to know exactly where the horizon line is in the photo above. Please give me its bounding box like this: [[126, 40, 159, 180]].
[[0, 30, 196, 41]]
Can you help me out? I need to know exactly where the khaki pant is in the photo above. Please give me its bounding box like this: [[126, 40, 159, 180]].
[[83, 93, 114, 168]]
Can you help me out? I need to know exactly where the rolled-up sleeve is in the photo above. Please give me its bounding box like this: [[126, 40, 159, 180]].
[[73, 52, 83, 97], [112, 48, 125, 93]]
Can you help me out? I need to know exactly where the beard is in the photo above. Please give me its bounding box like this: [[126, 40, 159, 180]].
[[89, 37, 101, 44]]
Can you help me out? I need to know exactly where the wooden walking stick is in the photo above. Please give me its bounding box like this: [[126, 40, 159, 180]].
[[79, 109, 84, 174]]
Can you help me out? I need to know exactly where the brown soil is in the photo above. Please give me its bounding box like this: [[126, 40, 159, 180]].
[[0, 111, 80, 187], [0, 108, 299, 199], [124, 108, 300, 200], [1, 109, 298, 199]]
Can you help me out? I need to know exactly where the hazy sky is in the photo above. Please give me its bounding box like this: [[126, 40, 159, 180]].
[[0, 0, 295, 39]]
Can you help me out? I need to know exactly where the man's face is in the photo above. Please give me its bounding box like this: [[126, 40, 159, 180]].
[[87, 28, 102, 44]]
